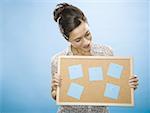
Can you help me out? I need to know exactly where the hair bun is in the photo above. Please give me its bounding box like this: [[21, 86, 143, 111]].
[[53, 3, 70, 22]]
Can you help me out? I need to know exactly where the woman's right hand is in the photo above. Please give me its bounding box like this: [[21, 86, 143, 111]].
[[52, 72, 62, 89], [51, 72, 62, 100]]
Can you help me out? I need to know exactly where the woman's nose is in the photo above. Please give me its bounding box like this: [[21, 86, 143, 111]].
[[83, 37, 90, 46]]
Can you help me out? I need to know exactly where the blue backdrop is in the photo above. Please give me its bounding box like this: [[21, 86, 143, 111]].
[[1, 0, 150, 113]]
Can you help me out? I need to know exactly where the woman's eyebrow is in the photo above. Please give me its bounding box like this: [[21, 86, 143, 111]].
[[75, 30, 90, 39], [75, 37, 82, 41]]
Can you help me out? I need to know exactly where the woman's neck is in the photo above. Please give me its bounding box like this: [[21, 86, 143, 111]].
[[71, 45, 92, 56]]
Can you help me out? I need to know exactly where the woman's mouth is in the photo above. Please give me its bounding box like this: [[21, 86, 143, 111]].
[[82, 43, 91, 52], [83, 43, 90, 48]]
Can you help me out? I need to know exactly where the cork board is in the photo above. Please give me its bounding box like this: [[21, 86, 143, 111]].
[[56, 56, 134, 106]]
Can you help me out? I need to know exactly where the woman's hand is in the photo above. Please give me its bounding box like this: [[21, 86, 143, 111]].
[[51, 72, 62, 100], [52, 73, 62, 88], [128, 75, 139, 90]]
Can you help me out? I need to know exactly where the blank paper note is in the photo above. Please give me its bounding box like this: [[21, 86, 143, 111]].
[[107, 63, 124, 79], [104, 83, 120, 99], [68, 64, 83, 79], [67, 83, 84, 100], [88, 66, 103, 81]]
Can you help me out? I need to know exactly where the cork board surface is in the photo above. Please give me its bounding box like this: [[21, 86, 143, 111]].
[[56, 56, 134, 106]]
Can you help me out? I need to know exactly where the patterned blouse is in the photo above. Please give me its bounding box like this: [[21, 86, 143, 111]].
[[51, 43, 113, 113]]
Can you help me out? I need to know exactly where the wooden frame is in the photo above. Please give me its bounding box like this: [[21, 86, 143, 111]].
[[56, 56, 134, 106]]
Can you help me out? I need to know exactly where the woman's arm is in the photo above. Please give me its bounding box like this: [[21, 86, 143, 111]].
[[51, 56, 58, 100]]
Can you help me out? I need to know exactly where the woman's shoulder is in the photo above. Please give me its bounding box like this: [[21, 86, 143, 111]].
[[92, 43, 114, 56], [51, 49, 67, 64]]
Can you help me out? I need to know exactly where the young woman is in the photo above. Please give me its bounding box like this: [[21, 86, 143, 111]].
[[51, 3, 138, 113]]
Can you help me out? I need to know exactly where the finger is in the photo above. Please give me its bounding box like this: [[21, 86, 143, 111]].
[[51, 85, 57, 90], [52, 77, 62, 83], [129, 83, 137, 87], [130, 86, 137, 89], [53, 74, 62, 80], [51, 82, 60, 87], [129, 85, 137, 89], [129, 75, 138, 79], [53, 75, 60, 80], [129, 84, 138, 90], [52, 81, 61, 88], [129, 82, 139, 86], [52, 79, 62, 86], [129, 76, 138, 79], [129, 78, 138, 83], [52, 82, 60, 87], [52, 77, 62, 85], [52, 78, 60, 84]]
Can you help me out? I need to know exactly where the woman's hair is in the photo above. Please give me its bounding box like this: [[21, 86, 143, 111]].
[[53, 3, 88, 40]]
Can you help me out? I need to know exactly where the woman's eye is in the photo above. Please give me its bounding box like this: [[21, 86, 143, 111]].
[[75, 39, 81, 42], [86, 33, 90, 37]]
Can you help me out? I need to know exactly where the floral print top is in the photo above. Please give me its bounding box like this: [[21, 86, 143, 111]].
[[51, 43, 113, 113]]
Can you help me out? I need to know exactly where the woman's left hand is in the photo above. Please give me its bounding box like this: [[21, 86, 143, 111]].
[[128, 75, 139, 90]]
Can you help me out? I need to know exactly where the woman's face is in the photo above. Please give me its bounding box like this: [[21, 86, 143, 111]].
[[68, 21, 92, 52]]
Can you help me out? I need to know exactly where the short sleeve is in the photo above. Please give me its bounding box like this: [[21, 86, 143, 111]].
[[91, 43, 114, 56], [50, 55, 58, 78], [50, 50, 67, 78], [103, 45, 114, 56]]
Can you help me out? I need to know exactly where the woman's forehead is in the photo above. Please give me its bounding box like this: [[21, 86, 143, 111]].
[[69, 22, 89, 40]]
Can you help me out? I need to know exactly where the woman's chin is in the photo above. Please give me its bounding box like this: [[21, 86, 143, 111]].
[[82, 47, 91, 52]]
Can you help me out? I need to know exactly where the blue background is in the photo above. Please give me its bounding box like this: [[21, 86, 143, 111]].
[[1, 0, 149, 113]]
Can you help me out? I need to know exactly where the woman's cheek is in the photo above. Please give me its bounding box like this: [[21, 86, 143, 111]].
[[74, 42, 82, 48], [78, 43, 83, 48]]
